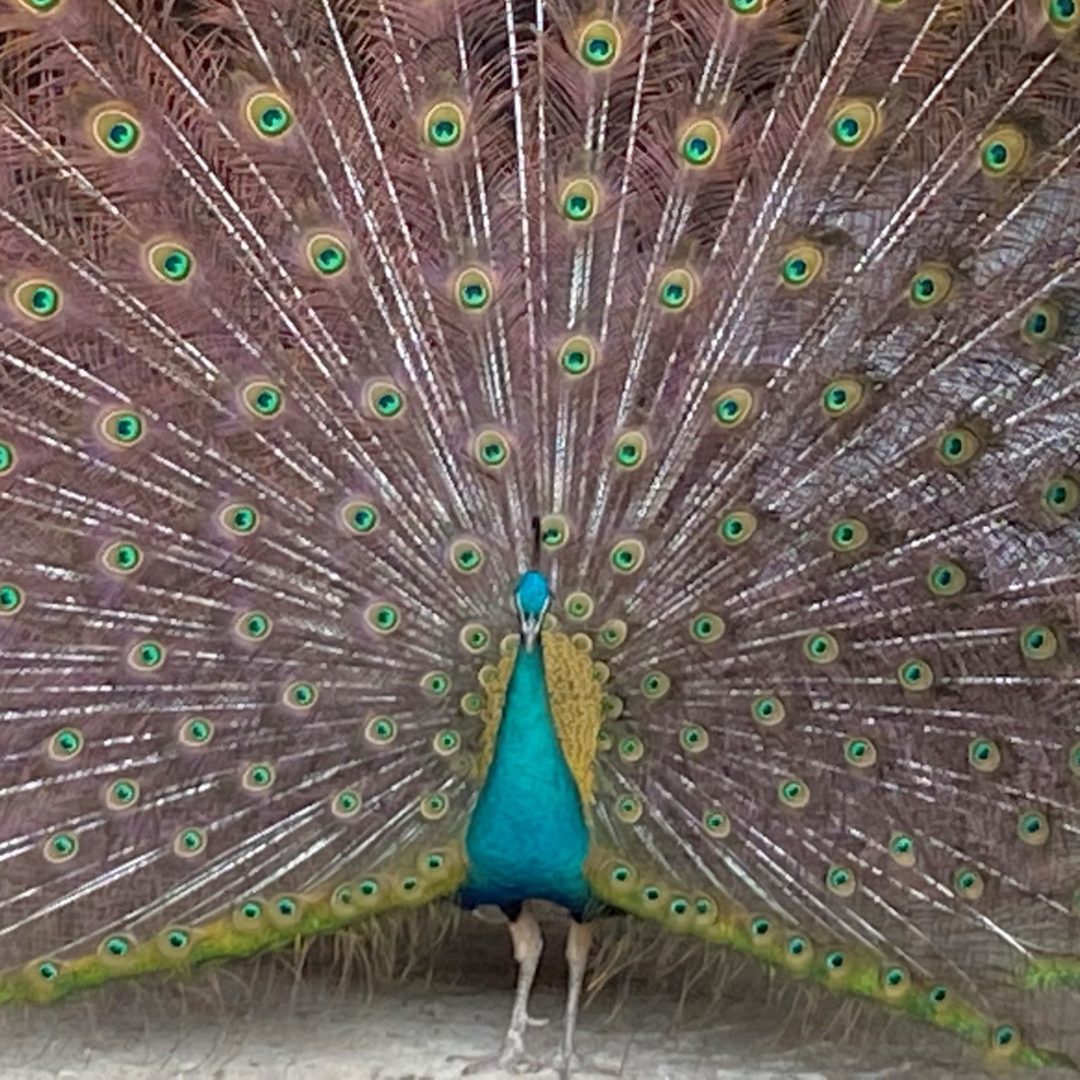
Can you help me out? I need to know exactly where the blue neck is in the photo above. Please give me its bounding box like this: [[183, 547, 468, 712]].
[[461, 638, 591, 914]]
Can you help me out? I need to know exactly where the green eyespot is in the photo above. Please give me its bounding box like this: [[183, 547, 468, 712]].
[[613, 430, 647, 470], [679, 724, 708, 753], [609, 538, 645, 574], [909, 264, 953, 308], [1017, 809, 1049, 846], [18, 0, 64, 12], [979, 124, 1028, 177], [90, 105, 141, 155], [821, 376, 865, 417], [146, 240, 194, 283], [657, 268, 696, 311], [101, 540, 143, 576], [0, 583, 24, 616], [712, 385, 756, 429], [539, 514, 570, 550], [173, 827, 207, 859], [241, 762, 276, 793], [306, 233, 348, 276], [366, 715, 397, 745], [560, 178, 600, 223], [474, 429, 510, 469], [703, 808, 731, 837], [98, 408, 145, 448], [1047, 0, 1079, 29], [615, 795, 642, 823], [936, 425, 981, 467], [898, 658, 934, 691], [968, 737, 1001, 774], [828, 100, 881, 150], [617, 735, 644, 763], [245, 90, 294, 138], [718, 508, 757, 546], [751, 693, 785, 727], [843, 737, 877, 768], [1042, 475, 1078, 516], [433, 728, 461, 756], [219, 502, 259, 537], [558, 335, 597, 378], [366, 602, 400, 635], [1020, 623, 1059, 661], [679, 119, 724, 168], [333, 789, 362, 818], [44, 831, 78, 863], [460, 622, 491, 654], [927, 559, 967, 597], [100, 935, 136, 962], [178, 717, 214, 748], [952, 866, 984, 900], [828, 517, 868, 553], [283, 680, 318, 710], [11, 278, 61, 320], [889, 832, 916, 867], [421, 671, 450, 698], [729, 0, 765, 14], [450, 538, 485, 574], [47, 727, 84, 762], [825, 864, 856, 897], [241, 379, 284, 420], [802, 631, 839, 665], [780, 243, 823, 289], [0, 440, 15, 476], [104, 778, 140, 811], [366, 380, 405, 420], [578, 19, 621, 68], [598, 618, 628, 649], [420, 792, 449, 820], [423, 101, 465, 149], [128, 639, 165, 671], [565, 591, 594, 621], [778, 778, 810, 808], [689, 612, 725, 643], [341, 499, 379, 535], [455, 266, 494, 313]]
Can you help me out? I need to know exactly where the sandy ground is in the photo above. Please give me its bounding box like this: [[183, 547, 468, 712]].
[[0, 914, 1003, 1079]]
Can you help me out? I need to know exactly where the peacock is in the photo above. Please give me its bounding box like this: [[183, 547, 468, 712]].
[[1, 0, 1080, 1074]]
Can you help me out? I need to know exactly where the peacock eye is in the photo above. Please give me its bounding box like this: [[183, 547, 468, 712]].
[[455, 266, 494, 313], [332, 789, 362, 818], [821, 376, 865, 417], [306, 233, 348, 276], [897, 658, 934, 691], [474, 430, 510, 468], [613, 430, 647, 470], [365, 715, 398, 745], [843, 736, 877, 767], [780, 243, 823, 288], [557, 335, 597, 378], [689, 612, 725, 643], [341, 499, 379, 534], [702, 808, 731, 837], [0, 583, 24, 616], [366, 380, 405, 420], [751, 693, 785, 727], [241, 762, 276, 793], [236, 606, 272, 643], [718, 508, 757, 546], [245, 90, 294, 138], [565, 591, 594, 621], [559, 178, 600, 223], [609, 538, 645, 574], [657, 268, 697, 311], [449, 538, 485, 573], [146, 241, 194, 283], [423, 102, 465, 149], [90, 106, 141, 155], [1046, 0, 1078, 32], [778, 778, 810, 807], [679, 119, 724, 167], [578, 19, 621, 68], [241, 380, 284, 420], [712, 386, 756, 429], [828, 100, 881, 150], [219, 502, 259, 537], [908, 264, 953, 308], [979, 125, 1028, 177], [828, 517, 869, 553], [283, 680, 318, 709], [11, 278, 62, 320], [802, 631, 839, 664], [128, 639, 165, 671]]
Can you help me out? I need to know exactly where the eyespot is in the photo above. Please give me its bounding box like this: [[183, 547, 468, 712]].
[[821, 376, 864, 417], [47, 727, 83, 762], [99, 935, 136, 963], [219, 502, 259, 537], [613, 430, 647, 470], [882, 966, 909, 998], [952, 866, 984, 900], [269, 896, 302, 927], [992, 1025, 1020, 1055], [825, 950, 846, 973], [1068, 741, 1080, 779], [785, 935, 814, 969], [423, 101, 466, 149], [897, 658, 934, 691], [609, 538, 645, 574], [802, 631, 839, 665], [340, 499, 379, 535], [679, 723, 708, 753], [1017, 809, 1049, 847], [968, 737, 1001, 773], [306, 233, 348, 276], [608, 862, 637, 890], [843, 737, 877, 768], [460, 691, 484, 714], [0, 583, 24, 616], [332, 788, 362, 819], [460, 622, 490, 653], [244, 90, 294, 138], [17, 0, 64, 13], [929, 985, 949, 1005], [104, 778, 140, 811], [366, 602, 400, 635], [283, 680, 318, 710], [365, 715, 397, 745], [889, 832, 916, 867], [979, 124, 1029, 177], [421, 670, 451, 698], [128, 639, 165, 671], [241, 762, 276, 793], [828, 100, 881, 150], [43, 831, 78, 863], [751, 693, 785, 727], [712, 385, 756, 429], [656, 268, 696, 311], [90, 105, 140, 155], [909, 264, 953, 308], [449, 538, 485, 574], [598, 618, 627, 648], [559, 178, 600, 223], [97, 408, 145, 449], [11, 278, 61, 320], [455, 266, 494, 313], [474, 429, 510, 469], [178, 717, 214, 748], [617, 735, 644, 763], [366, 380, 405, 420], [936, 426, 981, 467], [578, 19, 621, 68], [1047, 0, 1079, 29], [615, 795, 642, 823], [1041, 475, 1078, 517], [557, 335, 597, 378], [778, 777, 810, 808], [0, 440, 16, 476], [100, 540, 143, 576], [1020, 623, 1058, 661], [433, 728, 461, 756], [679, 119, 724, 168], [689, 611, 725, 643], [703, 809, 731, 838], [420, 792, 449, 820], [780, 243, 823, 289], [146, 241, 194, 283], [718, 508, 757, 546], [565, 591, 594, 621], [729, 0, 765, 14], [825, 864, 856, 897], [927, 559, 967, 596], [749, 916, 773, 941], [602, 694, 624, 720], [173, 827, 207, 859], [241, 380, 284, 420], [539, 514, 570, 551], [828, 517, 868, 553]]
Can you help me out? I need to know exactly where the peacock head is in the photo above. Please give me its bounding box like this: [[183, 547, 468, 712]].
[[514, 571, 551, 652]]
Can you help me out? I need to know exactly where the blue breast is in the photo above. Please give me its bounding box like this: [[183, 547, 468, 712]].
[[461, 638, 592, 915]]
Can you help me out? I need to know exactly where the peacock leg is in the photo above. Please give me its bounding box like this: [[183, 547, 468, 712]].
[[552, 919, 592, 1079], [461, 905, 546, 1074]]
